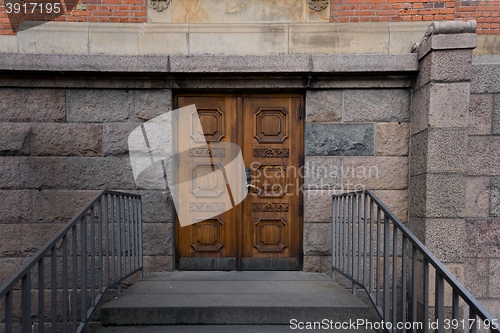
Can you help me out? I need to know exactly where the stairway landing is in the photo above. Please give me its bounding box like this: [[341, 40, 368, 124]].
[[100, 271, 376, 330]]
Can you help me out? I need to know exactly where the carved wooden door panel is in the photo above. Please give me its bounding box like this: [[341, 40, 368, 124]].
[[175, 95, 303, 270], [176, 96, 239, 270], [241, 97, 303, 270]]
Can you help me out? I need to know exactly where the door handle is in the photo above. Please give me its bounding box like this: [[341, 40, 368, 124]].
[[245, 167, 258, 190]]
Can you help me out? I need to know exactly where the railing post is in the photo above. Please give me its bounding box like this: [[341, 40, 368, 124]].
[[411, 245, 417, 333], [90, 206, 96, 308], [38, 258, 44, 333], [117, 195, 122, 295], [332, 196, 337, 279], [51, 247, 57, 333], [435, 271, 445, 333], [139, 197, 144, 278], [72, 226, 78, 333], [376, 207, 381, 307], [369, 197, 374, 295], [105, 194, 110, 286], [383, 212, 390, 324], [81, 216, 87, 324], [392, 223, 398, 329], [452, 290, 459, 333], [340, 196, 345, 272], [357, 193, 362, 286], [401, 236, 408, 333], [98, 198, 103, 294], [363, 193, 368, 287], [352, 193, 357, 295], [470, 309, 477, 333], [423, 258, 429, 333], [126, 197, 131, 275], [62, 235, 68, 333], [21, 272, 31, 333]]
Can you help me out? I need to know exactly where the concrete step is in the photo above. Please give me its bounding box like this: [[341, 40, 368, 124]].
[[95, 325, 378, 332], [100, 271, 376, 326]]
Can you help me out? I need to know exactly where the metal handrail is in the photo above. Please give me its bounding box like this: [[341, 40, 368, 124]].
[[0, 190, 143, 333], [332, 190, 499, 333]]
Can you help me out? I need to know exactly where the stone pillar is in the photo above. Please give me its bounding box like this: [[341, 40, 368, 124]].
[[409, 20, 476, 274]]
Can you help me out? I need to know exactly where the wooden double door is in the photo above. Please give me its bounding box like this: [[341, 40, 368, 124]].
[[175, 94, 304, 270]]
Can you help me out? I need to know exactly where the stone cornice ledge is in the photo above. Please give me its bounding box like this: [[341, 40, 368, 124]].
[[414, 20, 477, 60], [0, 53, 418, 74]]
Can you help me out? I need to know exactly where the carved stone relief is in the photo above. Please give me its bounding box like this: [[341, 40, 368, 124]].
[[307, 0, 329, 12], [149, 0, 170, 12]]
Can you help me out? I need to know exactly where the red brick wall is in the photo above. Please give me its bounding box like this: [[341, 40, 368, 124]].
[[331, 0, 500, 34], [1, 0, 499, 36], [0, 0, 147, 35]]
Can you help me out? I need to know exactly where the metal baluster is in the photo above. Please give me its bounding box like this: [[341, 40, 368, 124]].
[[392, 225, 398, 331], [384, 213, 390, 324], [122, 196, 127, 276], [72, 226, 78, 333], [363, 193, 368, 287], [51, 247, 57, 333], [347, 195, 352, 278], [90, 206, 96, 308], [423, 258, 429, 333], [126, 196, 129, 275], [105, 195, 110, 285], [412, 245, 417, 333], [81, 216, 87, 325], [122, 196, 126, 277], [117, 196, 122, 294], [139, 198, 143, 276], [376, 207, 382, 307], [332, 197, 337, 274], [62, 235, 68, 333], [452, 290, 459, 333], [358, 194, 362, 285], [98, 198, 103, 294], [401, 236, 408, 333], [352, 194, 357, 290], [470, 309, 477, 333], [340, 196, 345, 272], [111, 195, 116, 283], [130, 198, 137, 270], [435, 271, 445, 333], [21, 271, 31, 333], [136, 197, 141, 271], [369, 197, 374, 294], [128, 196, 131, 272], [38, 258, 44, 333]]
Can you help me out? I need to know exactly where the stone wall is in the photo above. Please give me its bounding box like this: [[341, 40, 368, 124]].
[[465, 55, 500, 319], [0, 87, 175, 284], [0, 56, 417, 282], [407, 23, 476, 319], [302, 88, 410, 273], [407, 22, 500, 319]]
